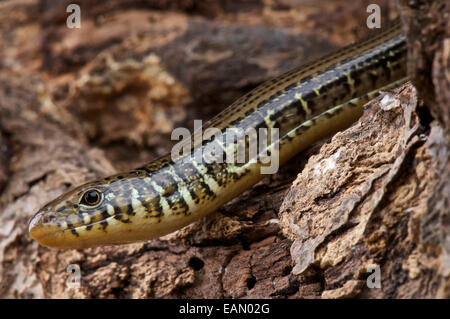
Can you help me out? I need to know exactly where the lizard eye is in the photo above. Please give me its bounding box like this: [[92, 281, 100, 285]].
[[80, 189, 102, 207]]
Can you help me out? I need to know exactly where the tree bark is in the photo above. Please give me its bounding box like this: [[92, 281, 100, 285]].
[[0, 0, 447, 298]]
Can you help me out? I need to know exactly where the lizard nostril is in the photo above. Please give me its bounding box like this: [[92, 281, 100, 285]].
[[42, 213, 56, 224], [33, 211, 57, 226]]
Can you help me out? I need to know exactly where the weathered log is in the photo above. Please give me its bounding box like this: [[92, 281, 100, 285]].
[[0, 0, 447, 298]]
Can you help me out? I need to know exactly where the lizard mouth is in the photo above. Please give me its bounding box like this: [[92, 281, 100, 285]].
[[28, 210, 63, 248]]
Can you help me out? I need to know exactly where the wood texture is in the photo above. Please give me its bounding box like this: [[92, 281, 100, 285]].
[[0, 0, 447, 298]]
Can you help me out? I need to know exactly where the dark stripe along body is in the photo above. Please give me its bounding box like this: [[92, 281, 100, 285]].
[[29, 20, 407, 248]]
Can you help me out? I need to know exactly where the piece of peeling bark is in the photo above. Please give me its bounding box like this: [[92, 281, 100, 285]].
[[279, 83, 449, 298], [397, 0, 449, 126], [397, 0, 450, 297]]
